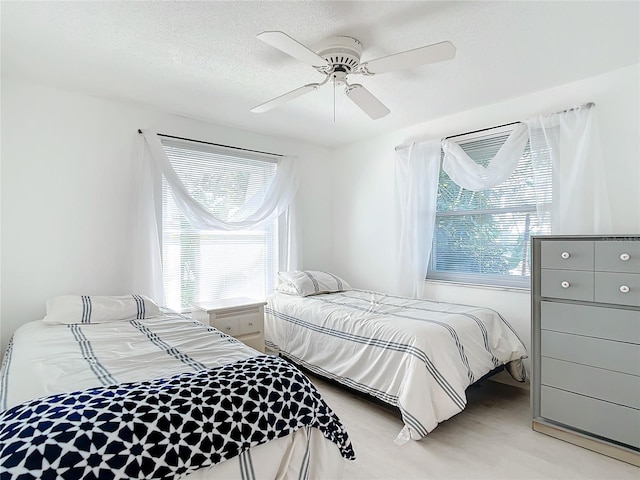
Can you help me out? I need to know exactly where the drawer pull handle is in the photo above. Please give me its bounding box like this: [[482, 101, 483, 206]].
[[560, 281, 570, 289], [620, 285, 630, 293], [620, 253, 630, 261], [560, 252, 570, 259]]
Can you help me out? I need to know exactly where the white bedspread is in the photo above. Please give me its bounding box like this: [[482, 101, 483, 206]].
[[265, 289, 528, 441], [0, 311, 346, 479]]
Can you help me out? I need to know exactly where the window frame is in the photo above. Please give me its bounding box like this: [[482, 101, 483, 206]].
[[426, 129, 551, 289], [158, 137, 281, 312]]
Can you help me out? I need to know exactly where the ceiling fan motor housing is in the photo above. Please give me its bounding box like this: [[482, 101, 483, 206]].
[[316, 35, 363, 73]]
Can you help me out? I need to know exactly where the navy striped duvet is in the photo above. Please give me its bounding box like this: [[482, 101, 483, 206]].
[[265, 289, 527, 442]]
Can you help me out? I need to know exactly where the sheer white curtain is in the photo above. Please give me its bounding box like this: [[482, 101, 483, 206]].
[[132, 130, 300, 303], [140, 131, 299, 230], [525, 105, 612, 234], [278, 202, 301, 275], [396, 140, 441, 297], [441, 123, 529, 191], [131, 135, 164, 302]]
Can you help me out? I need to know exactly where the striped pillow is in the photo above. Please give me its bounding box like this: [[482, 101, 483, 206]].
[[43, 294, 161, 325], [276, 270, 351, 297]]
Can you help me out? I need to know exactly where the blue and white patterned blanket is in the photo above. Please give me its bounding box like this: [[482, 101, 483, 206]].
[[0, 355, 355, 479]]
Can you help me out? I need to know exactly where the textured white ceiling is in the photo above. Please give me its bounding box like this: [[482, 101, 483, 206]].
[[2, 1, 638, 149]]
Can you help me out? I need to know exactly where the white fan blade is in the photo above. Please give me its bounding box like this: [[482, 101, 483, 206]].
[[251, 84, 319, 113], [362, 41, 456, 74], [346, 84, 390, 120], [257, 31, 330, 68]]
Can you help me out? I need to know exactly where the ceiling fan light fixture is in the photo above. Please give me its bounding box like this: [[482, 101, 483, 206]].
[[331, 71, 348, 86]]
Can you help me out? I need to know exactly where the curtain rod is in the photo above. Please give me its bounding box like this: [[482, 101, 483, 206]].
[[444, 121, 520, 141], [395, 101, 595, 151], [137, 130, 284, 157]]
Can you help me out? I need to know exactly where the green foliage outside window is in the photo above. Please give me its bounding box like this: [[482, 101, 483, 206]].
[[429, 132, 550, 287]]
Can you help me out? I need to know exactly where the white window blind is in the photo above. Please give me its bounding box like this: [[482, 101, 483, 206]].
[[161, 138, 279, 311], [428, 129, 552, 288]]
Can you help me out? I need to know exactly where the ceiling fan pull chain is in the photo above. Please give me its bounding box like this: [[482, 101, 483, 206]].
[[333, 74, 336, 123]]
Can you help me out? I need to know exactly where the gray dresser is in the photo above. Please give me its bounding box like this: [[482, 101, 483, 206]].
[[531, 235, 640, 466]]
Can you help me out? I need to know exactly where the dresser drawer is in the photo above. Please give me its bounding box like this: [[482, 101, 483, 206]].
[[541, 385, 640, 449], [540, 301, 640, 344], [594, 272, 640, 307], [595, 241, 640, 274], [541, 330, 640, 376], [540, 269, 593, 301], [541, 240, 594, 270], [541, 357, 640, 409]]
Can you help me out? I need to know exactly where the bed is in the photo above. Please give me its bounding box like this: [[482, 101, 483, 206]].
[[0, 294, 354, 479], [265, 271, 528, 443]]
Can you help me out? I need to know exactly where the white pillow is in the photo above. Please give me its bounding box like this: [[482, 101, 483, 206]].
[[43, 294, 162, 325], [276, 270, 351, 297]]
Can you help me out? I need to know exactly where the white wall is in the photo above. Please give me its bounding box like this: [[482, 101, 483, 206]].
[[2, 64, 638, 372], [329, 64, 640, 381], [0, 79, 333, 356]]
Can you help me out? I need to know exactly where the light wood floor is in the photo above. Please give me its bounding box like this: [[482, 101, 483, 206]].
[[309, 374, 639, 480]]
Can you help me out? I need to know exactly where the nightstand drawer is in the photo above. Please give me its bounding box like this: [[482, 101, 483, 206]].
[[595, 241, 640, 273], [214, 316, 241, 337], [236, 312, 262, 335], [541, 240, 594, 270], [595, 272, 640, 307], [540, 269, 593, 301]]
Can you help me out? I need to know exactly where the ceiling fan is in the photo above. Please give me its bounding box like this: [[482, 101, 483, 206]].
[[250, 31, 456, 120]]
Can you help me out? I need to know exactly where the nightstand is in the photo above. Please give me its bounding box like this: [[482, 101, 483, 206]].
[[191, 297, 267, 353]]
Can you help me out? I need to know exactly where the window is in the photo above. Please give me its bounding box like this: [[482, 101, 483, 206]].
[[428, 128, 552, 288], [160, 138, 279, 311]]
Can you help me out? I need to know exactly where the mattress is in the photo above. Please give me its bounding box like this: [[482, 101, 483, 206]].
[[0, 310, 353, 479], [265, 289, 528, 442]]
